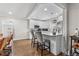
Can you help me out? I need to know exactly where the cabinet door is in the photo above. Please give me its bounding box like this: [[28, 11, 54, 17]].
[[51, 40, 57, 55], [56, 35, 62, 54]]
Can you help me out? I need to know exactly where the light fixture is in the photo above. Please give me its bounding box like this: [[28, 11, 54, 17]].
[[8, 11, 12, 15], [44, 8, 47, 11], [55, 13, 58, 15]]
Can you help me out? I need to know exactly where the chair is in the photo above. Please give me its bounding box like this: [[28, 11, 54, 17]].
[[0, 38, 8, 55], [31, 30, 37, 47], [4, 34, 13, 56], [72, 40, 79, 55], [0, 34, 13, 56], [71, 36, 79, 55], [36, 30, 50, 56], [6, 34, 13, 45]]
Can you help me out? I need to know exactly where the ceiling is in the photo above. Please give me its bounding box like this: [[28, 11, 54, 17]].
[[0, 3, 63, 20], [28, 3, 63, 20], [0, 3, 36, 19]]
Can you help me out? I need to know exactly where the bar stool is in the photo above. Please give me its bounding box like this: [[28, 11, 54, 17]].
[[36, 30, 50, 56], [31, 30, 37, 47]]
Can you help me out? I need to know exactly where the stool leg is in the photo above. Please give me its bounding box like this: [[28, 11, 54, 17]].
[[33, 39, 35, 47], [49, 42, 50, 53], [41, 45, 43, 56], [37, 42, 38, 51], [31, 38, 33, 47]]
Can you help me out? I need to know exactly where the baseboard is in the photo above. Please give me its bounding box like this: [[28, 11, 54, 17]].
[[13, 39, 30, 41]]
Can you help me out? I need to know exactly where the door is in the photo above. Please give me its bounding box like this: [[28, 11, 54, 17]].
[[2, 20, 14, 37]]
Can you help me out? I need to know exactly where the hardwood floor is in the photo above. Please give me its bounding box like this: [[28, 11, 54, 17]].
[[13, 39, 64, 56]]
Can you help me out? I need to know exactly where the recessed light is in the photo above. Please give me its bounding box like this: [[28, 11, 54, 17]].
[[8, 11, 12, 15], [55, 13, 58, 15], [44, 8, 47, 11]]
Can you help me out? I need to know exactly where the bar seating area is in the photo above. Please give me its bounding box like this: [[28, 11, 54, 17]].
[[31, 27, 50, 56], [36, 29, 50, 56]]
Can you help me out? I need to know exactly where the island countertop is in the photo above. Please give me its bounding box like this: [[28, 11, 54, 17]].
[[42, 31, 62, 36]]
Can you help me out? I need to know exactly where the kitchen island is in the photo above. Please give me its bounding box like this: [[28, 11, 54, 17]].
[[42, 31, 63, 55]]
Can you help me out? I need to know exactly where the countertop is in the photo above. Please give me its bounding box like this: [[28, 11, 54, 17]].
[[42, 31, 62, 36]]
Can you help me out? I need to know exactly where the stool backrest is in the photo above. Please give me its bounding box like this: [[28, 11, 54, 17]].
[[36, 31, 43, 43], [31, 30, 35, 39]]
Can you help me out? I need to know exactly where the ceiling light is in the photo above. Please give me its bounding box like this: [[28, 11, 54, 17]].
[[44, 8, 47, 11], [8, 11, 12, 15], [55, 13, 58, 15]]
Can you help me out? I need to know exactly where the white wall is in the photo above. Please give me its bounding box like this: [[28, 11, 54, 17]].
[[13, 20, 29, 40], [0, 18, 29, 40], [68, 4, 79, 35]]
